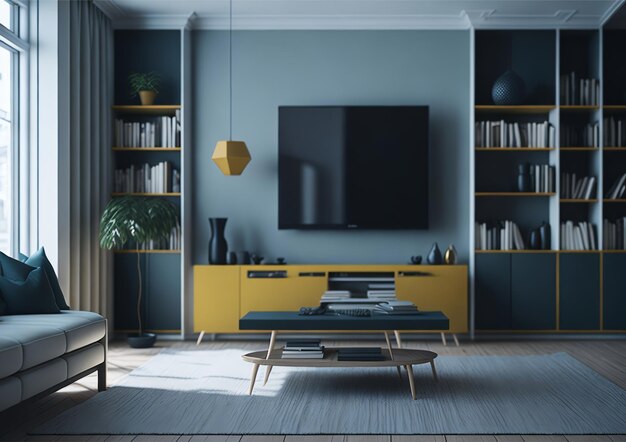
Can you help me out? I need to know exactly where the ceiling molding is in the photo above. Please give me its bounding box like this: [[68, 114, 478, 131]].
[[602, 0, 626, 25]]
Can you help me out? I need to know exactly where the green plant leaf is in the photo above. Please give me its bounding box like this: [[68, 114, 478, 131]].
[[128, 71, 161, 97]]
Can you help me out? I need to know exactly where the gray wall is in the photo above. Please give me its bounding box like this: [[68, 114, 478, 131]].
[[192, 30, 470, 265]]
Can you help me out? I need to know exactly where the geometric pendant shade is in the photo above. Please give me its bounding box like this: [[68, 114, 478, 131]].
[[212, 140, 251, 176]]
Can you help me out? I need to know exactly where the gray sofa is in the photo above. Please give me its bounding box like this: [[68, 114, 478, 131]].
[[0, 310, 107, 412]]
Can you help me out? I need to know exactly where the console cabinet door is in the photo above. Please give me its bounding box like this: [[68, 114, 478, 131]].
[[395, 266, 468, 333], [475, 253, 512, 330], [603, 253, 626, 330], [194, 265, 240, 333], [511, 253, 556, 330], [239, 266, 327, 317], [559, 253, 600, 330]]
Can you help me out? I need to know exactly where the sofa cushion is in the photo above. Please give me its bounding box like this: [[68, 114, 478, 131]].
[[0, 322, 66, 371], [0, 377, 21, 412], [0, 311, 105, 353], [25, 248, 71, 310], [0, 251, 35, 280], [63, 343, 104, 378], [18, 358, 67, 400], [0, 336, 23, 378], [0, 268, 60, 315]]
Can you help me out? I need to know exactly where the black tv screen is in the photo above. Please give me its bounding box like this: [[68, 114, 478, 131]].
[[278, 106, 429, 230]]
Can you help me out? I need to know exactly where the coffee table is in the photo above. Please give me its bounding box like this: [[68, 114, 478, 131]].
[[239, 311, 448, 400]]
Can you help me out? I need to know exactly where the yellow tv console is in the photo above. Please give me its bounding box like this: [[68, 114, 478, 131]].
[[193, 264, 468, 343]]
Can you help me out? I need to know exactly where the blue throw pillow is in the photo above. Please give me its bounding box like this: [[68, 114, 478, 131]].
[[0, 251, 36, 280], [25, 247, 70, 310], [0, 267, 60, 315]]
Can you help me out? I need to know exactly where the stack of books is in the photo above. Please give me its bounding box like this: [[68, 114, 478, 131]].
[[366, 290, 397, 301], [338, 348, 385, 361], [604, 117, 626, 147], [603, 218, 626, 250], [561, 173, 596, 200], [605, 173, 626, 200], [114, 110, 181, 148], [373, 301, 418, 315], [560, 221, 597, 250], [282, 339, 324, 359], [560, 72, 600, 105], [528, 164, 556, 193], [561, 123, 600, 148], [475, 120, 555, 148], [321, 290, 351, 302], [475, 220, 526, 250]]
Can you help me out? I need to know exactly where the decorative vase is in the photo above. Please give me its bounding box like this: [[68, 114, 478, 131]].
[[427, 243, 443, 265], [208, 218, 228, 264], [410, 255, 422, 265], [444, 244, 458, 265], [227, 251, 237, 265], [517, 163, 531, 192], [539, 222, 551, 250], [492, 70, 526, 105], [138, 90, 157, 106], [529, 229, 541, 250], [237, 251, 251, 265]]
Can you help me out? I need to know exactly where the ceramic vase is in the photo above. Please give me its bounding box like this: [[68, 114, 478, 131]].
[[529, 229, 541, 250], [444, 244, 458, 265], [517, 163, 531, 192], [539, 222, 551, 250], [427, 242, 443, 265], [492, 70, 526, 105], [208, 218, 228, 264]]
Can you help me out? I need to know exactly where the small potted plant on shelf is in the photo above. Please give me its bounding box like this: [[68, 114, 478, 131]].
[[128, 71, 161, 106], [99, 196, 179, 348]]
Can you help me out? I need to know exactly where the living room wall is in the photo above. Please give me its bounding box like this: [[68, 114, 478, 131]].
[[192, 30, 470, 265]]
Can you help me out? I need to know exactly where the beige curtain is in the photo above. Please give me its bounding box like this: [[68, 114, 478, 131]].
[[68, 0, 113, 319]]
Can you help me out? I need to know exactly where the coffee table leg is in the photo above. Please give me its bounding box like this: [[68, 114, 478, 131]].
[[249, 363, 260, 396], [394, 330, 403, 348], [430, 360, 438, 382], [384, 331, 402, 379], [440, 332, 447, 346], [263, 331, 277, 385], [406, 365, 416, 400], [453, 334, 460, 347], [196, 330, 205, 346]]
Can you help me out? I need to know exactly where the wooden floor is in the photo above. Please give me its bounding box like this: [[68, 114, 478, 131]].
[[1, 338, 626, 442]]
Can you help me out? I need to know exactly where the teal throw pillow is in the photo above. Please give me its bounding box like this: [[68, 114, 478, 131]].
[[25, 247, 70, 310], [0, 267, 60, 315], [0, 251, 36, 280]]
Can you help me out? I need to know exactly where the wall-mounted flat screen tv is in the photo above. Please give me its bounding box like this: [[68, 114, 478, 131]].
[[278, 106, 429, 230]]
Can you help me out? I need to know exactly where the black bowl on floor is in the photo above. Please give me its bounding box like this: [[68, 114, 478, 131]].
[[127, 333, 157, 348]]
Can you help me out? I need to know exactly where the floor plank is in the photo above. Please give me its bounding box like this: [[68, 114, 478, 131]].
[[566, 437, 613, 442], [494, 437, 524, 442], [521, 437, 568, 442], [446, 437, 497, 442], [240, 437, 285, 442], [203, 437, 243, 442], [393, 436, 446, 442]]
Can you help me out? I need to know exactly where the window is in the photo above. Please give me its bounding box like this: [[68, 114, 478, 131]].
[[0, 0, 27, 255]]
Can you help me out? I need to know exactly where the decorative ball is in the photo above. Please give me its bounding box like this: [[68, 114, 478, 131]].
[[492, 70, 526, 105]]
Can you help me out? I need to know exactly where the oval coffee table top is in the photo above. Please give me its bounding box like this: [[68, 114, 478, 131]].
[[242, 348, 437, 368]]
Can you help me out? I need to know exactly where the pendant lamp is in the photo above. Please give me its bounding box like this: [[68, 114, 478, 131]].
[[212, 0, 251, 176]]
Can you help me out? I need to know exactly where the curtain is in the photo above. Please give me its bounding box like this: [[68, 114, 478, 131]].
[[68, 1, 113, 318]]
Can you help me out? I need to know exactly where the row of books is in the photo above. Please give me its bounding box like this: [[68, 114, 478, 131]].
[[129, 224, 181, 251], [337, 347, 385, 362], [475, 221, 525, 251], [560, 73, 600, 106], [475, 120, 555, 148], [560, 123, 600, 148], [282, 339, 324, 359], [114, 162, 181, 194], [114, 111, 181, 147], [561, 173, 596, 200], [527, 164, 556, 193], [604, 117, 626, 147], [372, 301, 418, 315], [603, 218, 626, 250], [605, 173, 626, 199], [560, 221, 597, 251]]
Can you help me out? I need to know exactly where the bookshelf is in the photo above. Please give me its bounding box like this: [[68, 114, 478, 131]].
[[471, 28, 626, 334], [111, 29, 191, 338]]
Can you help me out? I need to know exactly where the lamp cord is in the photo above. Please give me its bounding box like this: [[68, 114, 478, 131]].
[[229, 0, 233, 141]]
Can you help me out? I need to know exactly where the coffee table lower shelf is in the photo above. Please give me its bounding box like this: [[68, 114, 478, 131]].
[[242, 348, 438, 400]]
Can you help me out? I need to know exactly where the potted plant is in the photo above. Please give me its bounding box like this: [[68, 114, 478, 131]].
[[128, 71, 161, 105], [99, 196, 179, 348]]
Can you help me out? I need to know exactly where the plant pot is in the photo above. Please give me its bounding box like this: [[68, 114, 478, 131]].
[[138, 90, 157, 106], [127, 333, 157, 348]]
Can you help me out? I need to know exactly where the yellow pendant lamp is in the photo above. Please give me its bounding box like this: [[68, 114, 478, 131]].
[[212, 0, 251, 176]]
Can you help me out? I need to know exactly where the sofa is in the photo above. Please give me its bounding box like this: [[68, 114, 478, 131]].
[[0, 310, 107, 412]]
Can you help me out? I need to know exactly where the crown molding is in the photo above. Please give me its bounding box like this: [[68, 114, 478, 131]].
[[466, 9, 605, 29]]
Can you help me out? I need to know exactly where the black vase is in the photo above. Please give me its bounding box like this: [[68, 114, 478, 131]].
[[492, 70, 526, 105], [208, 218, 228, 264], [539, 222, 551, 250], [517, 163, 531, 192], [529, 229, 541, 250], [226, 251, 237, 265], [427, 243, 443, 265]]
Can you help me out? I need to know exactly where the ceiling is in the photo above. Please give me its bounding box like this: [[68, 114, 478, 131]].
[[93, 0, 626, 30]]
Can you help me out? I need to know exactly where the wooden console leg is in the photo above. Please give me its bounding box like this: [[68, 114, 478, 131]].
[[453, 334, 460, 347], [430, 360, 438, 382], [196, 331, 205, 346], [440, 332, 447, 346], [406, 365, 416, 400], [393, 330, 403, 348], [263, 331, 277, 385], [249, 363, 260, 396], [384, 331, 402, 379]]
